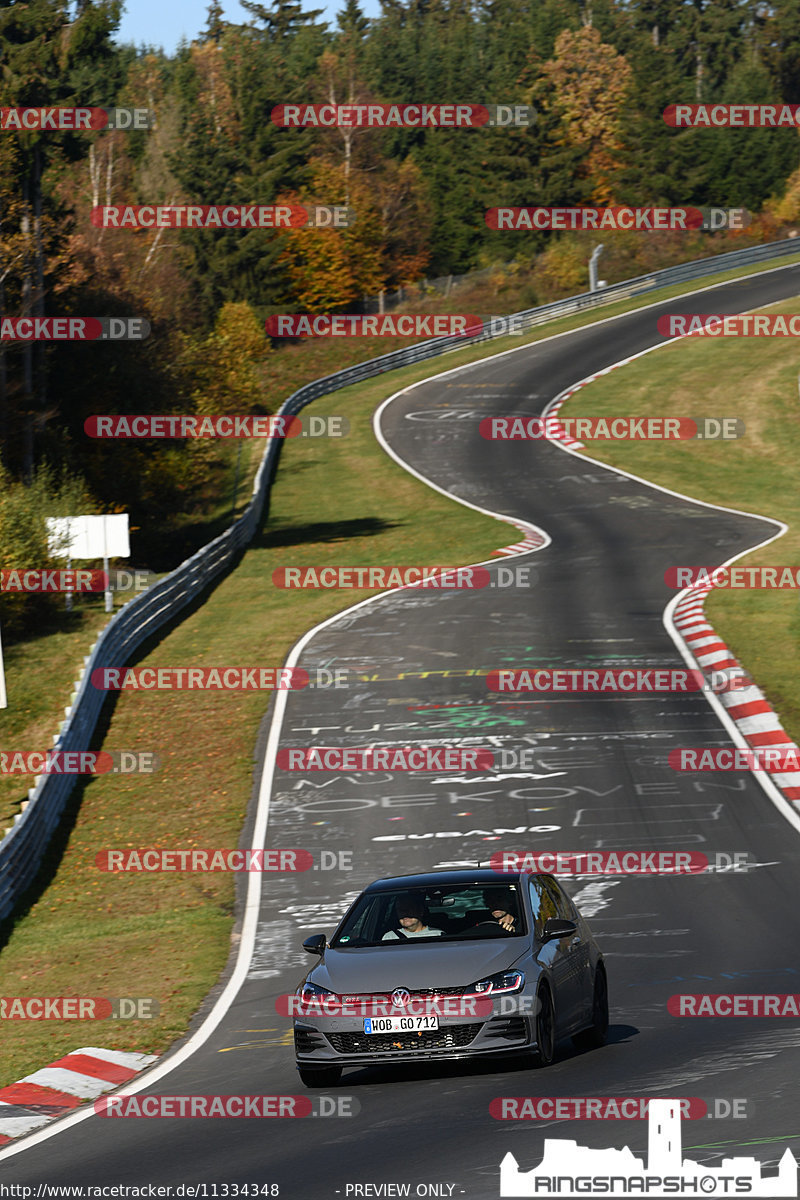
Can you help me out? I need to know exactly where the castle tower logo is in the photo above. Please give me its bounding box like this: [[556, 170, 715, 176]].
[[500, 1098, 797, 1197]]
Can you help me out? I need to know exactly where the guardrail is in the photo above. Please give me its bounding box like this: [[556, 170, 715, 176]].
[[2, 234, 799, 921]]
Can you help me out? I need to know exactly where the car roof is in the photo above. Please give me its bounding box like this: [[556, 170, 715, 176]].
[[363, 868, 530, 891]]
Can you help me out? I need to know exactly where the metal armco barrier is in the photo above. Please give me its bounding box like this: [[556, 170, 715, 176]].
[[1, 235, 799, 921]]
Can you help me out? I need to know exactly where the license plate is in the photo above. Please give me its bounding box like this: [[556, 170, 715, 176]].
[[363, 1015, 439, 1034]]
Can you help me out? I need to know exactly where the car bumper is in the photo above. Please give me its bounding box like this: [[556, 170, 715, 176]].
[[294, 1014, 533, 1069]]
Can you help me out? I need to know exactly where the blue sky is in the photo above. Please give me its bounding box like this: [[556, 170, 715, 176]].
[[114, 0, 381, 51]]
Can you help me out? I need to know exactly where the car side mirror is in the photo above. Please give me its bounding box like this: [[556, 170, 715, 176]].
[[302, 934, 326, 956], [541, 918, 577, 943]]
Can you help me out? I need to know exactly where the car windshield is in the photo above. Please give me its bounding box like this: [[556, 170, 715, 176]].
[[330, 883, 526, 948]]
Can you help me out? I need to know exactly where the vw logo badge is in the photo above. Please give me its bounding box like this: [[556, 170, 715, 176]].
[[392, 988, 411, 1007]]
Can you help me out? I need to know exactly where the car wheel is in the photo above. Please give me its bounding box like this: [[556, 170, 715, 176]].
[[298, 1065, 343, 1088], [572, 966, 609, 1050], [534, 984, 556, 1067]]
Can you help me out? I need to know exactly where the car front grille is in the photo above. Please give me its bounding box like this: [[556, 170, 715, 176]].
[[338, 986, 467, 1003], [326, 1023, 483, 1054], [411, 986, 467, 996]]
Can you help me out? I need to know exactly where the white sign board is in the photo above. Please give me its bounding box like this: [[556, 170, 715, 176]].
[[46, 514, 130, 560]]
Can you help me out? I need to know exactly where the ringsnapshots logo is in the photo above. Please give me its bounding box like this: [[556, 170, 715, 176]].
[[480, 416, 744, 441], [271, 102, 535, 128], [486, 206, 749, 231], [499, 1098, 797, 1197], [664, 103, 800, 127], [84, 414, 348, 438], [659, 314, 800, 337], [91, 205, 352, 229], [0, 107, 154, 131], [487, 667, 751, 694], [1, 317, 149, 341], [90, 667, 350, 690]]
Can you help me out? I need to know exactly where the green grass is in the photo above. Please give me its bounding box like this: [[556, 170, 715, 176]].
[[556, 295, 800, 741]]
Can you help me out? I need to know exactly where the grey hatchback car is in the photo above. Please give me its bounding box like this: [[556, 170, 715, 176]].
[[293, 868, 608, 1087]]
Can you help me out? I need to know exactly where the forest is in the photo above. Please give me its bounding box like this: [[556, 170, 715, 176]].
[[3, 0, 800, 628]]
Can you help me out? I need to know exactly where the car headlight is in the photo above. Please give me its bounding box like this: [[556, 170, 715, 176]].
[[467, 971, 525, 996], [297, 981, 335, 1001]]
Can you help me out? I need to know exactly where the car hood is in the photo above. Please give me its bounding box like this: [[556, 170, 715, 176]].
[[310, 940, 526, 993]]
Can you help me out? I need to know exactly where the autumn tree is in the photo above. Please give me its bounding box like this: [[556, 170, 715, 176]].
[[189, 301, 270, 416], [536, 26, 633, 205], [276, 155, 430, 311]]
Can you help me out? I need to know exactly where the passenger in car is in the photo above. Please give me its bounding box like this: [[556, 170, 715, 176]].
[[382, 895, 444, 939]]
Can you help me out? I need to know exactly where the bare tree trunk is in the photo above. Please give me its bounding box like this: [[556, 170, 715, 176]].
[[0, 274, 6, 465], [20, 171, 33, 481], [34, 145, 46, 425]]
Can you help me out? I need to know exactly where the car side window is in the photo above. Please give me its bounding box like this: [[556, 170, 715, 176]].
[[528, 876, 560, 940], [542, 876, 576, 922]]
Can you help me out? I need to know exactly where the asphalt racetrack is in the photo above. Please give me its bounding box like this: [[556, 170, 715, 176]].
[[2, 267, 800, 1198]]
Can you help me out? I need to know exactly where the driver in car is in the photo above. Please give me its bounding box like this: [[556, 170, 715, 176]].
[[481, 887, 517, 932], [382, 895, 443, 939]]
